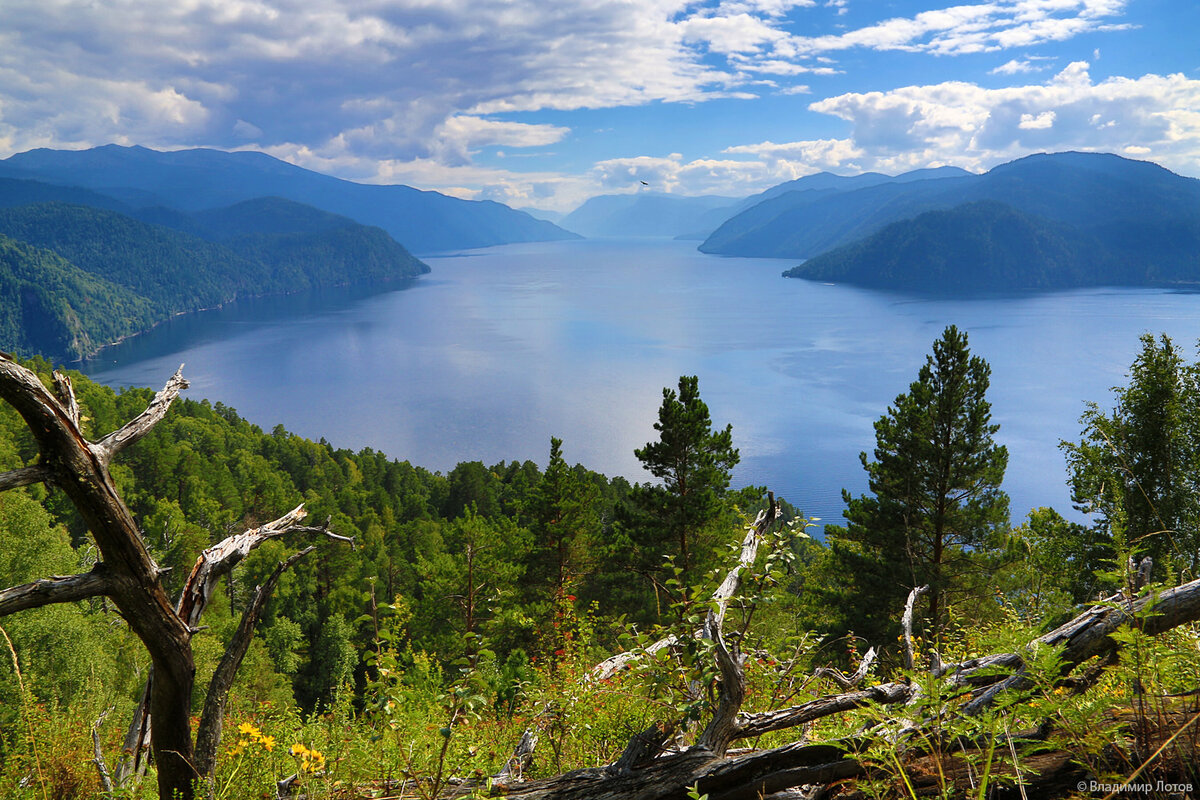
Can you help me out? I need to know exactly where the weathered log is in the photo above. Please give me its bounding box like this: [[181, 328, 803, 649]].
[[490, 573, 1200, 800]]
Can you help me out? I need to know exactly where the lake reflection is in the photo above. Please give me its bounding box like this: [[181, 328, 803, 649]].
[[81, 238, 1200, 529]]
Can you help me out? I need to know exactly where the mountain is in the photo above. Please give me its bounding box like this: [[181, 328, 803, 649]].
[[734, 166, 969, 212], [700, 169, 974, 258], [0, 199, 430, 359], [560, 192, 741, 238], [0, 145, 578, 254], [781, 154, 1200, 292], [703, 153, 1200, 263], [0, 234, 157, 359]]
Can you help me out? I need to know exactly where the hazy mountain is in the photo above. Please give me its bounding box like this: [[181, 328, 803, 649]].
[[0, 176, 131, 213], [0, 145, 579, 253], [701, 170, 974, 258], [703, 153, 1200, 262], [560, 192, 741, 238], [519, 207, 566, 224], [782, 155, 1200, 292]]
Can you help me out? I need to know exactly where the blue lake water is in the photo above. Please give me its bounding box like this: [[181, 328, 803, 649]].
[[80, 238, 1200, 529]]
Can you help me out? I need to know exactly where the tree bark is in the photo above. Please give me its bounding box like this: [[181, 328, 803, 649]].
[[0, 357, 198, 800], [0, 357, 352, 800]]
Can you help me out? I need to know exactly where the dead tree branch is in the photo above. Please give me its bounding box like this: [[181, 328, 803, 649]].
[[0, 567, 112, 616], [195, 547, 315, 783]]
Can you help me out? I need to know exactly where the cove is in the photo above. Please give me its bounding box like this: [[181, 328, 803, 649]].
[[80, 238, 1200, 528]]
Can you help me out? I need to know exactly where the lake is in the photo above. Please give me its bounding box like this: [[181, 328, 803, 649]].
[[80, 238, 1200, 529]]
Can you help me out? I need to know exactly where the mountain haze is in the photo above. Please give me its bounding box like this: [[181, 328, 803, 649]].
[[779, 153, 1200, 292], [560, 192, 741, 238], [0, 145, 579, 254]]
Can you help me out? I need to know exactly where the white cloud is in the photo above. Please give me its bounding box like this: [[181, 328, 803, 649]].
[[1019, 110, 1057, 128], [729, 63, 1200, 176], [0, 0, 1157, 211], [591, 152, 791, 196], [990, 59, 1041, 75], [434, 116, 570, 162]]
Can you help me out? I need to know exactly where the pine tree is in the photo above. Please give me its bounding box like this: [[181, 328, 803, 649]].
[[630, 375, 740, 589], [825, 325, 1009, 638]]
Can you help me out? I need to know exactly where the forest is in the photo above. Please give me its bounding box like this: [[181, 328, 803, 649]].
[[0, 326, 1198, 799]]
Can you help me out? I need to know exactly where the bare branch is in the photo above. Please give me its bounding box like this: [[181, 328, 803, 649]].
[[52, 370, 82, 429], [0, 465, 50, 492], [92, 366, 188, 464], [194, 547, 314, 780], [176, 506, 351, 628], [901, 585, 929, 672], [733, 682, 912, 741], [591, 497, 780, 682], [0, 567, 112, 617], [696, 497, 780, 755], [91, 706, 115, 794], [811, 647, 877, 692], [493, 730, 539, 786]]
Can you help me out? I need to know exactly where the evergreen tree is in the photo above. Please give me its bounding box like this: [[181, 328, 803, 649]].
[[825, 325, 1009, 639], [630, 375, 739, 590], [531, 437, 595, 597], [1062, 333, 1200, 576]]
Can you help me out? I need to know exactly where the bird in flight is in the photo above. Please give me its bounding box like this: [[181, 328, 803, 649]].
[[640, 180, 649, 186]]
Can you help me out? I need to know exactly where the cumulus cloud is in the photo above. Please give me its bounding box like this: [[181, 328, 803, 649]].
[[0, 0, 1159, 211], [725, 63, 1200, 176]]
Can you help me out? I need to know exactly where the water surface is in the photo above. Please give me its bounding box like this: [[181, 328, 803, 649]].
[[82, 238, 1200, 527]]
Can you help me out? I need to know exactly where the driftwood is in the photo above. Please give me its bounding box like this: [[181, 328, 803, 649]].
[[0, 358, 351, 800], [481, 569, 1200, 800]]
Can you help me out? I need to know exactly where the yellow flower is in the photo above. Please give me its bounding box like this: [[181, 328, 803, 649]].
[[238, 722, 261, 738], [260, 735, 276, 751]]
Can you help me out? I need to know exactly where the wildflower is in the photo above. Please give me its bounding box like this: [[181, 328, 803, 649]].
[[238, 722, 261, 738]]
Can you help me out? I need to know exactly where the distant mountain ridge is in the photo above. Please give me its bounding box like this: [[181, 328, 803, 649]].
[[560, 192, 740, 239], [0, 144, 578, 254], [776, 152, 1200, 292]]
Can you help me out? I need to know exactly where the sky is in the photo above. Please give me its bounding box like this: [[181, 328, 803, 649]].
[[1, 0, 1198, 212]]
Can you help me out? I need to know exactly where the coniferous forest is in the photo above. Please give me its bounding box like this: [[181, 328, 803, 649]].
[[0, 326, 1198, 799]]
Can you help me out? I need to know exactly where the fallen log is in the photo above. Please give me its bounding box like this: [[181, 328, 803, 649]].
[[483, 573, 1200, 800]]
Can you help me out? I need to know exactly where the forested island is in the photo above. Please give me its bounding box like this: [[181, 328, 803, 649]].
[[1, 325, 1198, 799]]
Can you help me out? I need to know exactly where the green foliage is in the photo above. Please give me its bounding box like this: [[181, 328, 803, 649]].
[[825, 326, 1009, 642], [1063, 332, 1200, 578], [0, 200, 427, 359], [618, 376, 745, 618]]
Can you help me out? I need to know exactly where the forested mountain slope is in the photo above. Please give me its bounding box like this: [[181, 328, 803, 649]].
[[0, 200, 429, 359]]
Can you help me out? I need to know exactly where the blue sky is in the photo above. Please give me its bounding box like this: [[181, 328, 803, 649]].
[[1, 0, 1197, 211]]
